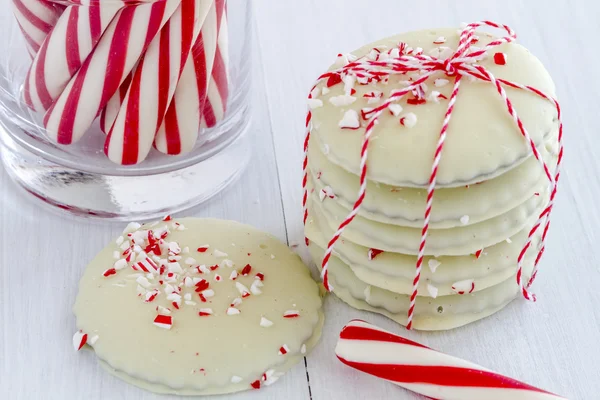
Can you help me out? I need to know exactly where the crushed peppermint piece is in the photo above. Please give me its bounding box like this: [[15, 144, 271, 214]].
[[163, 215, 172, 221], [185, 300, 197, 306], [452, 279, 476, 295], [363, 90, 383, 104], [112, 251, 120, 260], [307, 98, 323, 109], [400, 113, 417, 127], [214, 274, 222, 282], [310, 87, 321, 98], [227, 307, 241, 316], [197, 245, 209, 253], [182, 247, 189, 254], [460, 215, 470, 225], [103, 268, 117, 277], [300, 344, 307, 354], [114, 259, 128, 271], [168, 262, 183, 274], [210, 264, 219, 271], [283, 310, 300, 318], [428, 90, 447, 103], [428, 259, 441, 273], [184, 293, 192, 301], [201, 289, 215, 298], [194, 279, 209, 292], [184, 257, 197, 265], [251, 380, 261, 389], [338, 109, 360, 129], [322, 144, 330, 155], [183, 277, 194, 287], [494, 52, 507, 65], [427, 283, 439, 298], [250, 280, 264, 295], [144, 289, 159, 303], [229, 270, 239, 280], [231, 297, 243, 307], [241, 264, 252, 276], [329, 94, 356, 107], [434, 78, 450, 87], [89, 335, 99, 345], [260, 317, 274, 328], [123, 222, 141, 234], [153, 314, 173, 329], [364, 285, 372, 302], [319, 186, 335, 202], [255, 273, 265, 281], [136, 276, 152, 288], [474, 249, 483, 259], [368, 248, 384, 261], [236, 282, 251, 298], [270, 254, 276, 259], [388, 103, 403, 116], [199, 308, 213, 316], [433, 36, 446, 44], [156, 305, 171, 315], [231, 376, 243, 384], [72, 331, 88, 351], [222, 259, 234, 268], [321, 86, 330, 95], [278, 345, 290, 355], [213, 249, 228, 258], [116, 236, 125, 246], [506, 238, 513, 244]]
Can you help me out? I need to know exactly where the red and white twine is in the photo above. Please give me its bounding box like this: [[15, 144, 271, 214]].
[[302, 21, 563, 330]]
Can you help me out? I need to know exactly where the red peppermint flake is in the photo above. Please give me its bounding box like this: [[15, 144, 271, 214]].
[[350, 88, 356, 95], [163, 215, 172, 221], [316, 171, 322, 179], [437, 93, 448, 100], [262, 373, 268, 381], [326, 73, 343, 87], [241, 264, 252, 276], [72, 331, 88, 351], [195, 279, 210, 292], [368, 248, 384, 261], [197, 246, 209, 253], [153, 315, 173, 330], [172, 302, 180, 310], [145, 292, 158, 303], [534, 192, 540, 196], [255, 273, 265, 281], [198, 309, 213, 317], [159, 265, 167, 275], [283, 310, 300, 318], [407, 97, 426, 105], [210, 264, 220, 271], [494, 52, 507, 65], [160, 231, 169, 239], [103, 268, 117, 277], [242, 292, 251, 299], [278, 345, 289, 355], [251, 380, 261, 389], [474, 249, 483, 259], [199, 294, 207, 303]]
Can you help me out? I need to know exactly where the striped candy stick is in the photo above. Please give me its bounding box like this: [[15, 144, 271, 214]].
[[154, 0, 222, 155], [200, 0, 229, 129], [43, 0, 181, 145], [23, 1, 126, 112], [336, 320, 567, 400], [11, 0, 63, 57], [104, 0, 212, 165], [99, 72, 132, 134]]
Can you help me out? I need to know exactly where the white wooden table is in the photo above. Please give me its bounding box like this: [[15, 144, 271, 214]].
[[1, 1, 598, 399]]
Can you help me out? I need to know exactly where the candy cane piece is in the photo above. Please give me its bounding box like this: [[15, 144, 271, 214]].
[[23, 1, 125, 112], [104, 0, 213, 165], [11, 0, 62, 57], [336, 320, 567, 400], [154, 0, 222, 155], [200, 0, 229, 129], [43, 0, 180, 145]]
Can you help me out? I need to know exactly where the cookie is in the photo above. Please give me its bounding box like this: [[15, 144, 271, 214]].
[[309, 28, 558, 187], [73, 218, 324, 395]]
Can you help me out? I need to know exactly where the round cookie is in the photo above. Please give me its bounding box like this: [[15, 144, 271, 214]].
[[309, 28, 558, 187], [305, 213, 539, 297], [308, 188, 546, 255], [73, 218, 324, 395], [308, 137, 557, 228], [308, 244, 533, 331]]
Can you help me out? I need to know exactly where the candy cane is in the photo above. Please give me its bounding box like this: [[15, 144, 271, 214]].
[[11, 0, 62, 57], [336, 320, 567, 400], [23, 1, 126, 112], [154, 0, 222, 155], [200, 0, 229, 129], [99, 72, 132, 134], [43, 0, 180, 145]]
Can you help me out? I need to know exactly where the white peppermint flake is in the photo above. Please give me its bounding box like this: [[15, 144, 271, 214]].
[[214, 249, 228, 258], [113, 251, 121, 260], [343, 75, 356, 95], [506, 238, 513, 244], [260, 317, 274, 327], [434, 78, 450, 87], [460, 215, 470, 225], [168, 262, 183, 274], [202, 289, 215, 298], [114, 259, 128, 270], [307, 98, 323, 109], [364, 285, 372, 302], [185, 257, 197, 265], [319, 186, 335, 202], [136, 276, 151, 288], [222, 259, 234, 268], [227, 307, 241, 316], [229, 270, 239, 280], [231, 376, 243, 384], [388, 103, 403, 116], [321, 86, 330, 95], [310, 87, 321, 98], [89, 335, 99, 345], [235, 282, 250, 296], [428, 259, 441, 274], [300, 344, 307, 354], [270, 254, 276, 259], [322, 144, 330, 155], [156, 305, 171, 315], [116, 236, 125, 246], [231, 297, 243, 307], [329, 95, 357, 107], [338, 109, 360, 129], [427, 283, 439, 298], [123, 222, 141, 234], [251, 280, 264, 295], [400, 113, 417, 128], [433, 36, 446, 44], [184, 293, 192, 301], [428, 91, 442, 103]]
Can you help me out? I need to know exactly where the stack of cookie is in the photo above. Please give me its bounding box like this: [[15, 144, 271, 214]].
[[304, 27, 560, 330]]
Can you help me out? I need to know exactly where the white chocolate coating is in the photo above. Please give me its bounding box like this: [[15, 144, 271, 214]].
[[73, 218, 323, 395], [310, 28, 558, 187]]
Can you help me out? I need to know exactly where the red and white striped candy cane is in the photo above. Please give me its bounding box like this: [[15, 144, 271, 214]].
[[336, 320, 567, 400], [23, 1, 126, 112], [200, 0, 228, 129], [43, 0, 180, 145], [104, 0, 213, 165], [11, 0, 63, 57], [154, 0, 222, 155], [99, 72, 132, 134]]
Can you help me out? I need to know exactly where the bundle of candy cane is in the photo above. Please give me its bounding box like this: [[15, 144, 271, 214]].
[[12, 0, 230, 165], [336, 320, 568, 400]]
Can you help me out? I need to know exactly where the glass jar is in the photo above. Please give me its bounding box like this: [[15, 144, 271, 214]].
[[0, 0, 252, 220]]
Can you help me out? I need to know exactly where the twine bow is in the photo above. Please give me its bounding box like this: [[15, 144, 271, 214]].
[[302, 21, 563, 330]]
